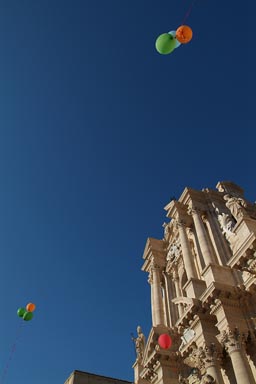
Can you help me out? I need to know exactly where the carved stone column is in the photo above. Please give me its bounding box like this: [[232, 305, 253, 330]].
[[148, 262, 165, 326], [161, 280, 169, 326], [176, 220, 197, 280], [200, 344, 224, 384], [148, 269, 155, 326], [220, 327, 255, 384], [173, 271, 183, 317], [163, 272, 177, 327], [188, 206, 214, 267]]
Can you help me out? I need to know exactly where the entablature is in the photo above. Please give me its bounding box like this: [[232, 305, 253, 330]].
[[142, 238, 167, 272]]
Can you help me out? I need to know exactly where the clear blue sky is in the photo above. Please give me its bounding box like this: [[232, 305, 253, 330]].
[[0, 1, 252, 383]]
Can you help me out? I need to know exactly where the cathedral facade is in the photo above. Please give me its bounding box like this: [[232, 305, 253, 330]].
[[132, 181, 256, 384]]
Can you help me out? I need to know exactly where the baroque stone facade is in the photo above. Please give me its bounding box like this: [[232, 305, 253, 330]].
[[133, 181, 256, 384]]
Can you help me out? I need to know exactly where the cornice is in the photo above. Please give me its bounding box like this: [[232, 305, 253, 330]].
[[142, 237, 167, 272], [228, 234, 256, 269]]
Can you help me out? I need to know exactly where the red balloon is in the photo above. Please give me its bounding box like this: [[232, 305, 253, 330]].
[[158, 334, 172, 349]]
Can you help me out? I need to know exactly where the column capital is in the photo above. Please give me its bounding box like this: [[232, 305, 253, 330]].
[[218, 327, 247, 355], [187, 205, 206, 217], [147, 260, 163, 285], [200, 343, 220, 369], [149, 259, 162, 271], [173, 218, 191, 229]]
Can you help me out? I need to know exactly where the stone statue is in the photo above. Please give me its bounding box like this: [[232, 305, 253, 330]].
[[162, 222, 170, 237], [132, 326, 146, 363], [223, 194, 247, 221]]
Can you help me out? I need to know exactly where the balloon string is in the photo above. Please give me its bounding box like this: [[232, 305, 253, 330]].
[[182, 0, 197, 24], [0, 321, 24, 384]]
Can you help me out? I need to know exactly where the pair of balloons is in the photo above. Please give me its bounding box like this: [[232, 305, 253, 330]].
[[17, 302, 36, 321], [158, 333, 172, 349], [155, 25, 193, 55]]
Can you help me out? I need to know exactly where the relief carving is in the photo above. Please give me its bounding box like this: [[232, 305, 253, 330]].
[[167, 241, 180, 262], [219, 326, 247, 355]]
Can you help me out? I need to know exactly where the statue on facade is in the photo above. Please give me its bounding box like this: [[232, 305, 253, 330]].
[[162, 222, 170, 237], [223, 194, 247, 221], [132, 326, 146, 363]]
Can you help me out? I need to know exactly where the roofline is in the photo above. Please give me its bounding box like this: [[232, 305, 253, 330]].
[[72, 370, 133, 383]]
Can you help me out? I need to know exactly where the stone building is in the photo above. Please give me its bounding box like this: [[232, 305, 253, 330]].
[[132, 181, 256, 384], [64, 370, 132, 384]]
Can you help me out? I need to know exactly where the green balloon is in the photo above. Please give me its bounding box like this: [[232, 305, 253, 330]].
[[17, 308, 26, 318], [155, 33, 176, 55], [23, 311, 34, 321]]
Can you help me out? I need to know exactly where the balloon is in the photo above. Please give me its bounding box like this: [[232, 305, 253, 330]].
[[23, 311, 34, 321], [26, 303, 36, 312], [175, 25, 193, 44], [168, 31, 181, 49], [17, 308, 26, 318], [155, 33, 176, 55], [158, 334, 172, 349]]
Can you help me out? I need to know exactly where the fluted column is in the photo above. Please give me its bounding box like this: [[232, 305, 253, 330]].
[[173, 271, 183, 317], [148, 269, 156, 326], [165, 272, 179, 325], [220, 328, 255, 384], [188, 206, 214, 266], [176, 220, 197, 280], [162, 272, 171, 327], [161, 280, 169, 326], [148, 262, 165, 326]]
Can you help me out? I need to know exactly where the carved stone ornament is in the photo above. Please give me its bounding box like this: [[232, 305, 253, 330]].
[[201, 374, 215, 384], [217, 212, 237, 247], [200, 343, 219, 369], [244, 257, 256, 274], [219, 326, 247, 355], [223, 194, 247, 221], [187, 368, 201, 384], [179, 374, 189, 384], [167, 242, 180, 262], [183, 346, 205, 371]]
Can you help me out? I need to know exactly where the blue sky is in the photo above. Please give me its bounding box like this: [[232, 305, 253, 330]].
[[0, 1, 252, 383]]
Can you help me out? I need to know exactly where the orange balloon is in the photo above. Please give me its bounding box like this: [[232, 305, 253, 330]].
[[175, 25, 193, 44], [26, 302, 36, 312]]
